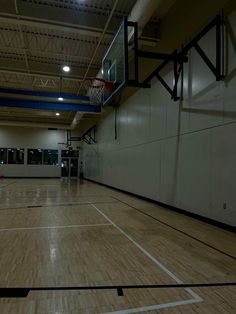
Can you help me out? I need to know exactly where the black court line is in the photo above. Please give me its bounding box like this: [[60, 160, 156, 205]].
[[0, 201, 119, 211], [25, 201, 119, 209], [112, 197, 236, 261], [0, 282, 236, 298]]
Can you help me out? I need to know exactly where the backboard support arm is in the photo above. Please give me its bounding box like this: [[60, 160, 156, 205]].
[[129, 14, 224, 101]]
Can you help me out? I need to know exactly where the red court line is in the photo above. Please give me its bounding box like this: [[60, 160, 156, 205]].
[[112, 197, 236, 261]]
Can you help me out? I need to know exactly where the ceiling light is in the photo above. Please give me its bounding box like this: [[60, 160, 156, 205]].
[[62, 65, 70, 72], [58, 97, 63, 101], [56, 112, 60, 116]]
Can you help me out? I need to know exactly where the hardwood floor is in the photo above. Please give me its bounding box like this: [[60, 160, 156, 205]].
[[0, 178, 235, 313]]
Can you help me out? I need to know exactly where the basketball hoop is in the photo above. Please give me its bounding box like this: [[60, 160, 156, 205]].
[[84, 78, 116, 104]]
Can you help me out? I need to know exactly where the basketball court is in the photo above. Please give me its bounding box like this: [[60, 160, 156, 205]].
[[0, 179, 235, 313], [0, 1, 236, 313]]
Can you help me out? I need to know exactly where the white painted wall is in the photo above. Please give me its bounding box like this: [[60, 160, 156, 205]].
[[0, 126, 67, 177], [83, 10, 236, 227]]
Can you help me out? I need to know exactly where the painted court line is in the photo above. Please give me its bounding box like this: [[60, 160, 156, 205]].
[[0, 223, 111, 232], [0, 201, 119, 212], [103, 297, 202, 314], [113, 197, 236, 261], [90, 203, 203, 314]]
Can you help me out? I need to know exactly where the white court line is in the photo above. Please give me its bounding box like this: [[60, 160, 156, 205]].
[[0, 223, 111, 232], [103, 298, 202, 314], [90, 203, 203, 314]]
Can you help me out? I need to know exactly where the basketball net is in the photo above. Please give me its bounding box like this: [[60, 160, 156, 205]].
[[84, 78, 116, 104]]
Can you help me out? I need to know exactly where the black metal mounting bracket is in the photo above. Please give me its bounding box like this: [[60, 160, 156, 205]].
[[67, 127, 96, 146], [132, 14, 224, 101]]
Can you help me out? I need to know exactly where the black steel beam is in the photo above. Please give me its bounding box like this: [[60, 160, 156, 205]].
[[70, 137, 81, 141], [128, 80, 151, 88], [143, 51, 176, 85], [194, 43, 217, 77], [138, 51, 171, 60], [141, 14, 224, 100], [180, 15, 220, 57], [155, 73, 174, 97]]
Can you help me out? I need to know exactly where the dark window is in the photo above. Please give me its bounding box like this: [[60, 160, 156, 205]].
[[0, 148, 7, 164], [8, 148, 24, 164], [43, 150, 58, 165], [27, 149, 43, 165]]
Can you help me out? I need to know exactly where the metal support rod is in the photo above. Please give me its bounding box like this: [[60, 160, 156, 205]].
[[221, 10, 225, 78], [124, 17, 129, 84], [216, 14, 222, 80], [173, 50, 178, 100], [134, 22, 139, 83], [114, 107, 117, 140]]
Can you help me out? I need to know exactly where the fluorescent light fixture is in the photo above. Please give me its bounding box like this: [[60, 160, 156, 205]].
[[58, 97, 63, 101], [56, 112, 60, 116], [62, 65, 70, 72]]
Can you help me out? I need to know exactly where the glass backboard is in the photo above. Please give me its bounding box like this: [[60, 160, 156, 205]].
[[102, 18, 128, 106]]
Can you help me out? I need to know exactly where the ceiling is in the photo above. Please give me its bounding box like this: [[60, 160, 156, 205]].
[[0, 0, 139, 128], [2, 0, 225, 131]]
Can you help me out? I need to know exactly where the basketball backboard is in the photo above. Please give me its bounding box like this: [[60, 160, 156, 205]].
[[102, 18, 128, 105], [101, 18, 140, 106]]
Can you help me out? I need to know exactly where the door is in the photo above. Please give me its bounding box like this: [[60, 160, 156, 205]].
[[70, 158, 78, 177], [61, 158, 70, 177], [61, 158, 78, 177]]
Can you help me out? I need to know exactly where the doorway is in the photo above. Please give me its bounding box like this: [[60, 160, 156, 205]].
[[61, 158, 79, 178]]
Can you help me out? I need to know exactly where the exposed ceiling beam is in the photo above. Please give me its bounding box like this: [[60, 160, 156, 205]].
[[0, 46, 93, 63], [14, 0, 32, 87], [0, 68, 83, 81], [0, 13, 114, 39]]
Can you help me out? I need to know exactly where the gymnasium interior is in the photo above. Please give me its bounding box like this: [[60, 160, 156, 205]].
[[0, 0, 235, 313]]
